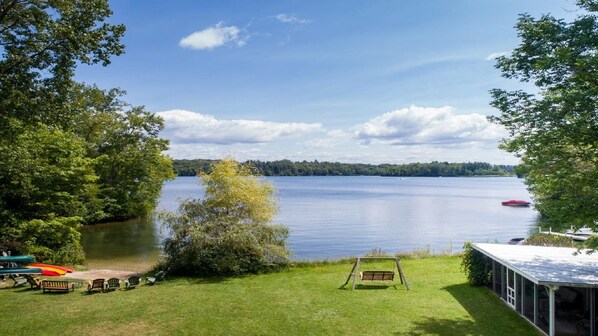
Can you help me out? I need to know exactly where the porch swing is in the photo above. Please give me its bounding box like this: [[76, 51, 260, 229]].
[[341, 257, 409, 290]]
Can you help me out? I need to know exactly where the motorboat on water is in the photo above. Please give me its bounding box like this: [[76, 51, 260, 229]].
[[501, 200, 531, 207]]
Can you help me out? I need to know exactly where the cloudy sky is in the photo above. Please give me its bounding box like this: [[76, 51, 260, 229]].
[[75, 0, 579, 164]]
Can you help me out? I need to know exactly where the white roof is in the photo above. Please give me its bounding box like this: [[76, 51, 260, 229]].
[[473, 243, 598, 287]]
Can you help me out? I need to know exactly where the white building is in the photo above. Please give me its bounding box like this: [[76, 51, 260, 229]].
[[472, 243, 598, 336]]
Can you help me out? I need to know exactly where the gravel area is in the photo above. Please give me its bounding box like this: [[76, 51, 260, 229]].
[[63, 269, 142, 281]]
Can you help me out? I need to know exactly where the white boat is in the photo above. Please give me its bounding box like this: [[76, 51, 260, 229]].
[[538, 226, 597, 241], [565, 226, 594, 236]]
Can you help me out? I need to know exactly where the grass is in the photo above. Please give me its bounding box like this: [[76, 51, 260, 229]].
[[0, 256, 540, 335]]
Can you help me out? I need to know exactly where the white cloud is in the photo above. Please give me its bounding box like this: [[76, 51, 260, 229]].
[[353, 105, 506, 146], [485, 51, 509, 61], [157, 109, 322, 145], [274, 13, 311, 25], [179, 22, 246, 50]]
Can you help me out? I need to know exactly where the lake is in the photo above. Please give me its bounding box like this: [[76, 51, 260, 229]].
[[80, 176, 538, 271]]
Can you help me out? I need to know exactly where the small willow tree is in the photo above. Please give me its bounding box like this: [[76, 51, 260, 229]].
[[162, 158, 290, 276]]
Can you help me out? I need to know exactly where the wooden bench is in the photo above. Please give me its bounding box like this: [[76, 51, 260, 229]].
[[41, 280, 74, 293], [359, 271, 395, 281]]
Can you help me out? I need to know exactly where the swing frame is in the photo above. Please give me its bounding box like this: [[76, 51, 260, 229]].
[[341, 257, 409, 290]]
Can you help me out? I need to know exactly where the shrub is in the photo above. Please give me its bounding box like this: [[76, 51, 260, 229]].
[[161, 158, 290, 276], [523, 233, 575, 247], [461, 242, 490, 286]]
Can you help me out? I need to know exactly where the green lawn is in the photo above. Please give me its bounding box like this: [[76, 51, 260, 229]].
[[0, 256, 540, 335]]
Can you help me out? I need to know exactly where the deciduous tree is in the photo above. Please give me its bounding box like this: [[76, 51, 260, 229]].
[[0, 0, 125, 134], [490, 0, 598, 230], [0, 1, 173, 263], [162, 158, 290, 276]]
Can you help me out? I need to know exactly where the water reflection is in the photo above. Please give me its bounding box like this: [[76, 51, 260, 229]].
[[79, 217, 162, 271]]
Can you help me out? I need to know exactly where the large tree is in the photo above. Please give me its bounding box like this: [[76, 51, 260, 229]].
[[162, 158, 290, 276], [0, 1, 173, 263], [490, 0, 598, 230], [0, 0, 125, 134]]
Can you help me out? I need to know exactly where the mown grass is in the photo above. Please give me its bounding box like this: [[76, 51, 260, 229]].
[[0, 256, 540, 335]]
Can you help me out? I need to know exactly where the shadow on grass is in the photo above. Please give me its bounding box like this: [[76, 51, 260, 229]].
[[181, 274, 254, 285], [393, 283, 534, 336], [190, 277, 231, 285], [338, 283, 402, 290], [393, 317, 478, 336], [355, 284, 398, 290]]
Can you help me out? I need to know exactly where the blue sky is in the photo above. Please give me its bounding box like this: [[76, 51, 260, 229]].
[[75, 0, 579, 164]]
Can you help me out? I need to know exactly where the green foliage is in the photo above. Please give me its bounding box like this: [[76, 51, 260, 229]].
[[489, 0, 598, 229], [173, 159, 516, 177], [0, 124, 97, 226], [523, 233, 576, 247], [461, 243, 490, 286], [0, 0, 125, 135], [583, 236, 598, 251], [162, 158, 290, 276], [89, 105, 175, 221], [0, 2, 173, 264], [18, 217, 85, 265]]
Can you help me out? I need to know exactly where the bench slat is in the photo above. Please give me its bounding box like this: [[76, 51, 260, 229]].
[[359, 271, 394, 281]]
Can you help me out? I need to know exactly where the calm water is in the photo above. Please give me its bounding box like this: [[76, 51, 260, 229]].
[[80, 176, 537, 270]]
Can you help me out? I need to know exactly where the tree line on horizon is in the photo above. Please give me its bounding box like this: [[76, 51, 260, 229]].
[[173, 159, 517, 177]]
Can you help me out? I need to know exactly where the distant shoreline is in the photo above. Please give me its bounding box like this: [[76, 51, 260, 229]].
[[173, 159, 518, 178]]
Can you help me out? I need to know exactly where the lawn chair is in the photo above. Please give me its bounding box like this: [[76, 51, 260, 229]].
[[105, 278, 120, 291], [145, 269, 168, 285], [10, 275, 27, 288], [87, 278, 105, 294], [24, 274, 41, 289], [125, 275, 141, 289]]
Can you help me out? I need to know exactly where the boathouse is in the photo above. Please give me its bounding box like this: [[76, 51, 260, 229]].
[[472, 243, 598, 336]]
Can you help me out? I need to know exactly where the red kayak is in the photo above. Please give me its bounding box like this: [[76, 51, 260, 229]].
[[29, 263, 75, 273], [39, 269, 62, 276]]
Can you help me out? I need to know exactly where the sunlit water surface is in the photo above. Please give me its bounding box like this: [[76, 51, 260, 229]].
[[80, 176, 537, 271]]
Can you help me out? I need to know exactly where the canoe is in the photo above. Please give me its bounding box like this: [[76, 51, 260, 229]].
[[0, 255, 35, 263], [29, 263, 75, 273], [25, 265, 67, 276], [0, 267, 42, 275]]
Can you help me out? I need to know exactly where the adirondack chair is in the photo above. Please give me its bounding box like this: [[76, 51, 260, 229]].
[[145, 269, 168, 285], [105, 278, 120, 291], [24, 274, 41, 289], [125, 275, 141, 289], [87, 278, 105, 294], [11, 275, 27, 288]]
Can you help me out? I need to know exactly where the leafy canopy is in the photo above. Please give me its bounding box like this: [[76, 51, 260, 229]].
[[162, 158, 290, 276], [489, 0, 598, 231], [0, 0, 125, 134], [0, 1, 173, 263]]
